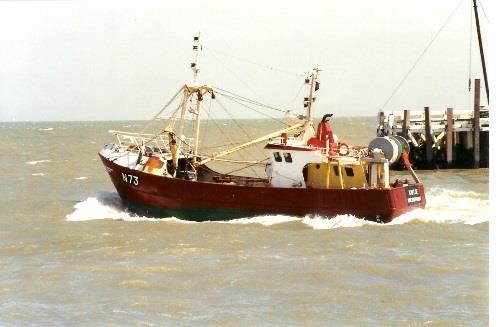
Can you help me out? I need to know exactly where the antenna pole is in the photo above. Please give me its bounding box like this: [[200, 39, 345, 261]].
[[191, 33, 201, 84], [191, 33, 204, 160], [305, 68, 319, 122], [473, 0, 489, 104]]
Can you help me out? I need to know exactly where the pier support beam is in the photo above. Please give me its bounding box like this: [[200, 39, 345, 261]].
[[424, 106, 433, 165], [473, 79, 481, 168], [446, 107, 453, 167], [402, 109, 410, 139]]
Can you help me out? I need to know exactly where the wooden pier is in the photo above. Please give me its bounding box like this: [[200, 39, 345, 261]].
[[377, 79, 489, 169]]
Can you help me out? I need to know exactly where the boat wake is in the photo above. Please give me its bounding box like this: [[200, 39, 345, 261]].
[[65, 192, 189, 223], [66, 188, 488, 228], [303, 187, 489, 229]]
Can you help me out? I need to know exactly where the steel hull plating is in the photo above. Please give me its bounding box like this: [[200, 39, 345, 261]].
[[100, 154, 426, 223]]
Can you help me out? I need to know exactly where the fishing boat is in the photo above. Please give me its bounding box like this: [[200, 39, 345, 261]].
[[99, 36, 426, 222]]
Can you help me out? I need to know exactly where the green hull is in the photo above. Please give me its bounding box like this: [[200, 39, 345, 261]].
[[124, 201, 260, 221]]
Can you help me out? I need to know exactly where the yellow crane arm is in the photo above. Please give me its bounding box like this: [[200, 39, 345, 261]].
[[199, 123, 304, 165]]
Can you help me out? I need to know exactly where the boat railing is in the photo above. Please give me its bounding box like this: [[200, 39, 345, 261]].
[[109, 130, 194, 156], [320, 145, 369, 158], [272, 136, 309, 147]]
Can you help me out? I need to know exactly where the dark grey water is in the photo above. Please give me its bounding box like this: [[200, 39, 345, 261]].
[[0, 119, 489, 326]]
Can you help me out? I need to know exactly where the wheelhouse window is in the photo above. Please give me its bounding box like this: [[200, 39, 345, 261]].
[[283, 152, 292, 163], [345, 167, 354, 177], [273, 152, 282, 162]]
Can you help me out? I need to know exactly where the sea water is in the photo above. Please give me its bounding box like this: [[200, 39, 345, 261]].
[[0, 119, 489, 325]]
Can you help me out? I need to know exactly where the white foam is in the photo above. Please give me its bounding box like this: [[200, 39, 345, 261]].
[[217, 215, 301, 226], [302, 215, 377, 229], [304, 187, 488, 229], [31, 173, 45, 176], [66, 195, 295, 225], [26, 160, 51, 165], [66, 194, 188, 223], [74, 177, 87, 180], [67, 196, 151, 221], [38, 127, 54, 131], [413, 187, 489, 225]]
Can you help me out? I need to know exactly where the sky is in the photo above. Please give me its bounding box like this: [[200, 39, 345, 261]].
[[0, 0, 493, 121]]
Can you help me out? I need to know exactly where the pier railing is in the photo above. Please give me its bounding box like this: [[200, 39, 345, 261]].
[[379, 109, 489, 134]]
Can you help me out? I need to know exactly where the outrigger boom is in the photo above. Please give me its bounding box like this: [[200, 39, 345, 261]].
[[199, 123, 304, 165]]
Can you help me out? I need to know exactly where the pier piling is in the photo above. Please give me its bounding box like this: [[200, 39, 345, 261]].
[[446, 107, 453, 166], [402, 109, 410, 139], [473, 79, 481, 168], [424, 107, 433, 165], [376, 79, 488, 169], [379, 111, 385, 133]]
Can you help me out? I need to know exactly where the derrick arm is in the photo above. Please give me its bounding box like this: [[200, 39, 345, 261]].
[[199, 123, 304, 165]]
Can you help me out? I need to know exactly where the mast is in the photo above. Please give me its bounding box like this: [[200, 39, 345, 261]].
[[191, 33, 201, 84], [177, 34, 213, 164], [472, 0, 489, 103], [304, 68, 320, 121], [174, 90, 189, 176], [192, 33, 203, 159], [178, 34, 202, 159], [302, 68, 320, 139], [193, 90, 202, 158]]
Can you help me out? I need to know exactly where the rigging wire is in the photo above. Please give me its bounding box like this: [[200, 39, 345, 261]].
[[222, 157, 270, 176], [206, 48, 307, 78], [221, 96, 288, 126], [468, 0, 474, 109], [208, 50, 261, 99], [204, 108, 239, 147], [203, 106, 262, 177], [207, 50, 304, 120], [288, 82, 306, 111], [215, 97, 269, 159], [218, 94, 289, 126], [199, 100, 212, 151], [214, 87, 289, 113], [477, 0, 489, 22], [215, 97, 256, 140], [379, 0, 465, 112]]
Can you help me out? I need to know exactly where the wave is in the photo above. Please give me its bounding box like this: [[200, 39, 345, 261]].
[[303, 187, 489, 229], [302, 215, 377, 229], [66, 188, 489, 228], [26, 159, 51, 165], [66, 193, 299, 225], [217, 215, 301, 226], [38, 127, 54, 131], [66, 192, 188, 223]]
